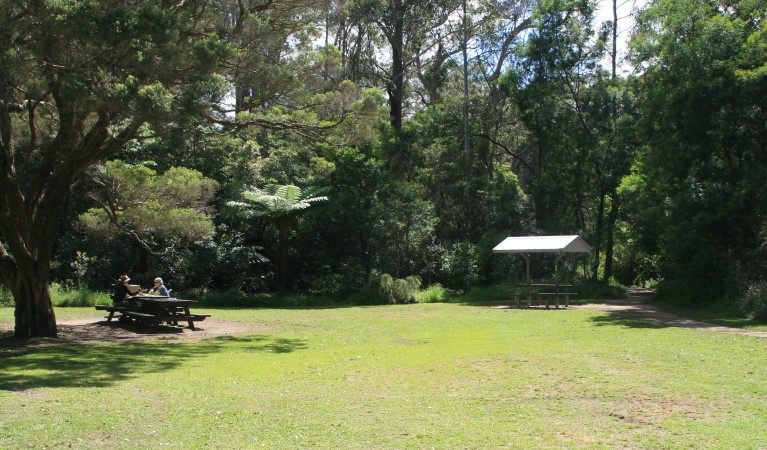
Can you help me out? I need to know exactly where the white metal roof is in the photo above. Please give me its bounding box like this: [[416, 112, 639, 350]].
[[492, 235, 592, 253]]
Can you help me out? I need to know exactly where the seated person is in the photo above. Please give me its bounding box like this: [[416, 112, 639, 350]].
[[113, 274, 138, 305], [149, 277, 170, 296]]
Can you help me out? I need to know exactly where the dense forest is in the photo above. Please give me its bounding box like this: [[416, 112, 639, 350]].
[[1, 0, 766, 337]]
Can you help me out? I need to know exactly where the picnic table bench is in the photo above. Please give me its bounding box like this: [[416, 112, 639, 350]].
[[95, 296, 210, 329], [95, 304, 131, 322], [515, 283, 577, 309]]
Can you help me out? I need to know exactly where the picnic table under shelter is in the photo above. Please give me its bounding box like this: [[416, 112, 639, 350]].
[[493, 235, 592, 308]]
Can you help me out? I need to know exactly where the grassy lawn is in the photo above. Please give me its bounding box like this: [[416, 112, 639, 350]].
[[1, 303, 766, 449]]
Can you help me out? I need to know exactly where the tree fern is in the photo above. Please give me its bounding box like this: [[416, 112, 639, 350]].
[[227, 184, 328, 290]]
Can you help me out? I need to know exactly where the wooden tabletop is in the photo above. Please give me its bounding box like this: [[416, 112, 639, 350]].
[[131, 296, 198, 305]]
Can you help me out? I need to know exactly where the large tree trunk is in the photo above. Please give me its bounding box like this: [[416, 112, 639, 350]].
[[0, 177, 62, 338], [387, 41, 404, 130], [13, 272, 57, 338]]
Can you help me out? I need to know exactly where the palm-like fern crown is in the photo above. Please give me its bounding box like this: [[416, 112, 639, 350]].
[[233, 184, 328, 219]]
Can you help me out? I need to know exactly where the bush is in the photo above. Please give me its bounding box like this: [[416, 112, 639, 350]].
[[574, 280, 628, 300], [0, 286, 13, 306], [739, 281, 767, 322], [365, 270, 421, 304], [50, 283, 106, 307], [306, 262, 366, 295], [186, 288, 343, 308], [188, 288, 251, 307], [416, 284, 453, 303], [438, 243, 481, 289]]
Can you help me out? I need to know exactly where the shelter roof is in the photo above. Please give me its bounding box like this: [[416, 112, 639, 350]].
[[492, 235, 592, 254]]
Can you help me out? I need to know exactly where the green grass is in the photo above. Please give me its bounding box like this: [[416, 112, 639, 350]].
[[2, 303, 767, 449]]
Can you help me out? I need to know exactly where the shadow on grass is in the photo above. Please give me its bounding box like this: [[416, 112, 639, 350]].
[[588, 313, 669, 329], [0, 333, 308, 392], [584, 299, 762, 332]]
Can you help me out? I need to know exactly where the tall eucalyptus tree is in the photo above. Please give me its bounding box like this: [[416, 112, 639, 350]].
[[346, 0, 462, 130]]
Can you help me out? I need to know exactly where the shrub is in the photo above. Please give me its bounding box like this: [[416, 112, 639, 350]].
[[438, 243, 481, 289], [306, 262, 367, 295], [186, 288, 342, 308], [392, 276, 421, 304], [416, 283, 456, 303], [308, 272, 347, 295], [365, 270, 421, 304], [189, 288, 251, 307], [574, 280, 627, 300], [50, 283, 105, 307], [0, 286, 13, 306], [739, 281, 767, 322]]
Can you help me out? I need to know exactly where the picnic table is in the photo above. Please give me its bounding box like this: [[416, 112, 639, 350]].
[[96, 295, 210, 329], [515, 283, 577, 309]]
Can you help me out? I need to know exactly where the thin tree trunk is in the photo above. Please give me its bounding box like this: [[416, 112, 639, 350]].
[[462, 0, 471, 182], [604, 192, 619, 282], [277, 223, 288, 290], [602, 0, 619, 283], [386, 0, 405, 130], [592, 193, 605, 281]]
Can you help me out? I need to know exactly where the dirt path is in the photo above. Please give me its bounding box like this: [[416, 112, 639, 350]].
[[571, 296, 767, 338]]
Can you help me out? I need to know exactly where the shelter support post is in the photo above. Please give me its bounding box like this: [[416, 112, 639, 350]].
[[523, 253, 531, 307], [554, 253, 562, 308]]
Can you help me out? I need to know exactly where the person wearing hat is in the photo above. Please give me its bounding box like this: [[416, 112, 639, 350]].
[[113, 274, 133, 305]]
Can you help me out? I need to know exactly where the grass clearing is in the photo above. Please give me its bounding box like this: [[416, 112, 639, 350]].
[[1, 303, 767, 449]]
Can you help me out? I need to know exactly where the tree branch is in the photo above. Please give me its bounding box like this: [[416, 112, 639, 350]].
[[472, 132, 536, 174]]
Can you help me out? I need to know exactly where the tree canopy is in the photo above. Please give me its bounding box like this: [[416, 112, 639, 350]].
[[78, 160, 219, 253]]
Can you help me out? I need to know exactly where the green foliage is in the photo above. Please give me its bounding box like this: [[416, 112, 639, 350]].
[[49, 283, 104, 308], [181, 288, 343, 308], [438, 242, 481, 289], [78, 160, 218, 245], [232, 184, 329, 220], [415, 283, 456, 303], [0, 286, 12, 307], [574, 280, 627, 300], [306, 263, 367, 295], [365, 270, 422, 304], [228, 183, 329, 290], [625, 0, 767, 305], [13, 0, 767, 323], [0, 0, 237, 337], [69, 251, 96, 288], [738, 280, 767, 322]]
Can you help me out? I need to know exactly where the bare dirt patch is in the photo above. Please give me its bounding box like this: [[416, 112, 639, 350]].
[[0, 317, 276, 348]]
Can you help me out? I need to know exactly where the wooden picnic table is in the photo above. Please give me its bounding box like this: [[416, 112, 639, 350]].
[[96, 296, 210, 329], [514, 283, 576, 309]]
